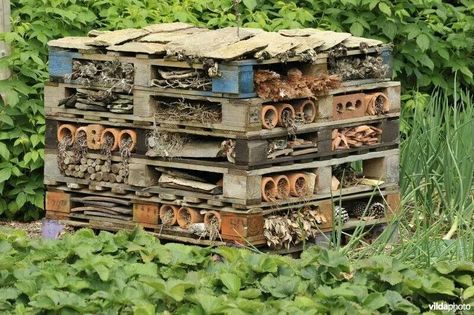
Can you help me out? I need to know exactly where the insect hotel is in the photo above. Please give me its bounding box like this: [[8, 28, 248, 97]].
[[44, 23, 400, 252]]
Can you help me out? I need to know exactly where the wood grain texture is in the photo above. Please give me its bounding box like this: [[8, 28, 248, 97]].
[[89, 28, 149, 47], [48, 37, 92, 50]]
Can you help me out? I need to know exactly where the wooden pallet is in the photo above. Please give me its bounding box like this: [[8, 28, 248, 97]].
[[45, 147, 400, 207], [48, 44, 392, 99], [45, 187, 400, 247], [46, 116, 399, 171], [44, 80, 400, 137]]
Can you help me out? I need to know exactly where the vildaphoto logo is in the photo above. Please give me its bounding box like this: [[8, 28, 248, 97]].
[[429, 302, 471, 312]]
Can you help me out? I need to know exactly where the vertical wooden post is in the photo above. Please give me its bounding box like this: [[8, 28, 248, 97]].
[[0, 0, 11, 81]]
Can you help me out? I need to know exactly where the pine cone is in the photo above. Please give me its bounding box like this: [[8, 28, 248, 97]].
[[368, 202, 385, 219], [335, 206, 349, 223], [348, 201, 368, 219]]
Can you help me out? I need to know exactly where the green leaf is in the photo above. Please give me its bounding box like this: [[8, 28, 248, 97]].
[[0, 168, 12, 183], [220, 272, 241, 296], [437, 48, 450, 61], [363, 292, 388, 310], [0, 142, 10, 160], [133, 303, 155, 315], [243, 0, 257, 11], [416, 34, 430, 51], [0, 114, 14, 126], [16, 192, 27, 209], [463, 286, 474, 300], [350, 22, 364, 37], [378, 2, 391, 16]]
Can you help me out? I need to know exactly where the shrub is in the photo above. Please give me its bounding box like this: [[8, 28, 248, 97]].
[[0, 227, 473, 313]]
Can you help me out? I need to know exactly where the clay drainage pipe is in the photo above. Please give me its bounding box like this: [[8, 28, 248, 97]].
[[118, 129, 137, 152], [261, 105, 278, 129], [75, 126, 88, 143], [287, 173, 309, 197], [100, 128, 120, 151], [177, 207, 204, 229], [294, 99, 317, 123], [86, 124, 105, 150], [365, 93, 390, 115], [261, 177, 277, 202], [272, 175, 290, 199], [275, 103, 295, 127], [159, 204, 179, 226], [204, 211, 222, 231], [57, 124, 77, 146]]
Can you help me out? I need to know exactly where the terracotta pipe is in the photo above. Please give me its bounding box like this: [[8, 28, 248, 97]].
[[261, 176, 277, 202], [57, 124, 77, 146], [293, 99, 317, 123], [118, 129, 137, 152], [86, 124, 105, 150], [287, 173, 309, 197], [176, 207, 204, 229], [75, 126, 88, 141], [365, 93, 390, 115], [100, 128, 120, 151], [275, 103, 295, 127], [159, 204, 179, 226], [272, 175, 290, 199], [261, 105, 278, 129], [204, 211, 222, 231]]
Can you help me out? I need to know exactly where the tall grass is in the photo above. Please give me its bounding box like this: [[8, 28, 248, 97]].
[[341, 89, 474, 266]]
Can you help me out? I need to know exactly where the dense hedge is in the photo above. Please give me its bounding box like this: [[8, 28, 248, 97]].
[[0, 0, 472, 219], [0, 228, 473, 314]]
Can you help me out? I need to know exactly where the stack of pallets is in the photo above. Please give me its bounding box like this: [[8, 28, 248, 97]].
[[44, 23, 401, 251]]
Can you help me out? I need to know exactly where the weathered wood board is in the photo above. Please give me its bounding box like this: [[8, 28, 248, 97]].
[[143, 22, 194, 33], [48, 37, 94, 50], [107, 42, 167, 54], [165, 27, 260, 57], [343, 36, 384, 48], [89, 28, 149, 47], [279, 29, 352, 51], [139, 27, 207, 43]]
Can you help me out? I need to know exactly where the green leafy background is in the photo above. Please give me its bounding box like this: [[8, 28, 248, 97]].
[[1, 228, 473, 314], [0, 0, 473, 218]]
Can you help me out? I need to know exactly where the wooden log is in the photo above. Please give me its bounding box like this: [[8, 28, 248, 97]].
[[111, 163, 120, 174], [87, 167, 95, 174]]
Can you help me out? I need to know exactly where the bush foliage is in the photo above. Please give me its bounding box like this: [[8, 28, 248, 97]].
[[1, 228, 473, 314], [0, 0, 472, 218]]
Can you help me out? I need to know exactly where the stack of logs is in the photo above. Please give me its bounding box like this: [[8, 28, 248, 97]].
[[59, 156, 128, 184]]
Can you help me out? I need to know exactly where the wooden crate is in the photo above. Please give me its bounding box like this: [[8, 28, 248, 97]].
[[48, 45, 392, 99], [45, 115, 399, 173], [44, 147, 399, 208], [44, 187, 399, 248], [44, 80, 400, 137]]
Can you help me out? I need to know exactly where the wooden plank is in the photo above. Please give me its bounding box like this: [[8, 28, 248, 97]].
[[165, 27, 258, 57], [81, 196, 131, 206], [83, 211, 132, 220], [107, 42, 166, 54], [46, 191, 71, 213], [47, 37, 93, 50], [279, 29, 351, 51], [143, 22, 195, 33], [133, 203, 160, 224], [342, 36, 383, 49], [248, 149, 399, 176], [89, 28, 149, 47], [202, 33, 268, 60], [252, 32, 301, 58], [139, 27, 207, 43]]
